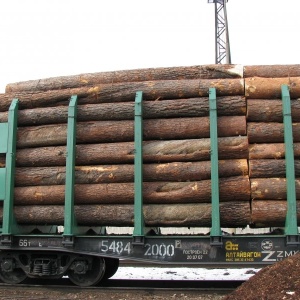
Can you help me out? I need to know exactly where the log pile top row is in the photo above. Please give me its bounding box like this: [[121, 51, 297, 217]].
[[1, 64, 300, 112]]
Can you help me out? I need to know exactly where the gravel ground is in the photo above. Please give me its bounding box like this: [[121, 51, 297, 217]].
[[0, 286, 226, 300]]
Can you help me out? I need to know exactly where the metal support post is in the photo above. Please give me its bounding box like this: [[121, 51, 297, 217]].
[[281, 85, 299, 244], [63, 95, 78, 247], [209, 88, 223, 246], [0, 99, 19, 244], [132, 91, 145, 245]]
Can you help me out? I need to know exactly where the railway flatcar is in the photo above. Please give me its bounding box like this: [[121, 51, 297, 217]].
[[0, 65, 299, 286]]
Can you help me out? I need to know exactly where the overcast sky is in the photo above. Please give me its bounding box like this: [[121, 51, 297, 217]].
[[0, 0, 299, 93]]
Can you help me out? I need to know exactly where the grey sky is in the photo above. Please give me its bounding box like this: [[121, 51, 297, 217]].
[[0, 0, 299, 93]]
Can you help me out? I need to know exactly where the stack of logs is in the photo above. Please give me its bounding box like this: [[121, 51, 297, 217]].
[[245, 65, 300, 227], [0, 64, 300, 228]]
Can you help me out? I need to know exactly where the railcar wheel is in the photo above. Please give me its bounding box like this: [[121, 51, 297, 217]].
[[68, 256, 105, 287], [103, 257, 119, 280], [0, 258, 27, 284]]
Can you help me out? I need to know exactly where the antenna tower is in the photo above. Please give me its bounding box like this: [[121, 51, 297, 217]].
[[208, 0, 231, 64]]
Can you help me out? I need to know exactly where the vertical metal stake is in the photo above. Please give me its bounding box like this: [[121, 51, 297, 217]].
[[2, 99, 19, 239], [63, 95, 78, 246], [209, 88, 222, 246], [133, 91, 145, 245], [281, 85, 299, 243]]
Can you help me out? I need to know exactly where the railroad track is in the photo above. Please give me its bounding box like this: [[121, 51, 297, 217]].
[[0, 279, 244, 299]]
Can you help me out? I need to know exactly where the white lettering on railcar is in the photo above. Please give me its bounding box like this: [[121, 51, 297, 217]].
[[144, 243, 175, 257], [18, 239, 31, 247], [100, 240, 131, 255], [262, 250, 299, 262]]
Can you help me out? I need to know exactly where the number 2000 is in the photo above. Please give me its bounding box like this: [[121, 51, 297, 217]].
[[144, 243, 175, 257]]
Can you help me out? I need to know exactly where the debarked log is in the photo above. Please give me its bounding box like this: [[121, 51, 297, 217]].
[[13, 176, 250, 205], [249, 143, 300, 159], [16, 116, 246, 148], [0, 96, 246, 125], [251, 178, 300, 200], [247, 99, 300, 122], [0, 202, 250, 227], [245, 77, 300, 99], [0, 78, 245, 111], [1, 136, 249, 167], [249, 159, 300, 178], [251, 200, 300, 227], [247, 122, 300, 143], [15, 159, 249, 186], [244, 64, 300, 78], [5, 64, 243, 93]]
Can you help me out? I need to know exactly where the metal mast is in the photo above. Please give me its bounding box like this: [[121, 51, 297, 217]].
[[208, 0, 231, 64]]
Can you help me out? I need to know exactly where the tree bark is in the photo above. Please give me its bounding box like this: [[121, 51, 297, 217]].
[[245, 77, 300, 99], [244, 65, 300, 78], [251, 178, 300, 200], [249, 143, 300, 159], [0, 78, 245, 111], [13, 176, 250, 205], [5, 65, 243, 93], [247, 99, 300, 122], [0, 136, 248, 167], [251, 200, 300, 227], [249, 159, 300, 178], [15, 159, 248, 186], [247, 122, 300, 143], [0, 201, 250, 227], [0, 96, 246, 125], [16, 116, 246, 148]]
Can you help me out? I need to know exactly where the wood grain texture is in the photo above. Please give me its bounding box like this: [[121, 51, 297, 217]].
[[247, 99, 300, 122], [0, 78, 245, 111], [0, 136, 248, 167], [5, 65, 243, 93], [0, 96, 246, 125], [245, 77, 300, 99], [247, 122, 300, 143], [251, 178, 300, 200], [0, 201, 250, 227], [244, 65, 300, 78], [13, 176, 250, 205], [16, 116, 246, 148], [14, 159, 249, 186], [249, 143, 300, 159], [251, 200, 300, 227]]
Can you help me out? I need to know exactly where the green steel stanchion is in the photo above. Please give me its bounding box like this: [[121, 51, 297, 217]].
[[132, 91, 145, 245], [0, 99, 19, 244], [281, 85, 299, 244], [63, 95, 78, 247], [209, 88, 222, 246]]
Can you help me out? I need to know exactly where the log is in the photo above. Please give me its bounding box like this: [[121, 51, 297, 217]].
[[245, 77, 300, 99], [249, 159, 300, 178], [5, 65, 243, 93], [0, 202, 251, 227], [247, 122, 300, 143], [247, 99, 300, 122], [249, 143, 300, 159], [0, 78, 245, 111], [244, 65, 300, 78], [0, 96, 246, 125], [16, 116, 246, 148], [251, 178, 300, 200], [0, 136, 249, 167], [15, 159, 249, 186], [251, 200, 300, 227], [13, 176, 250, 205]]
